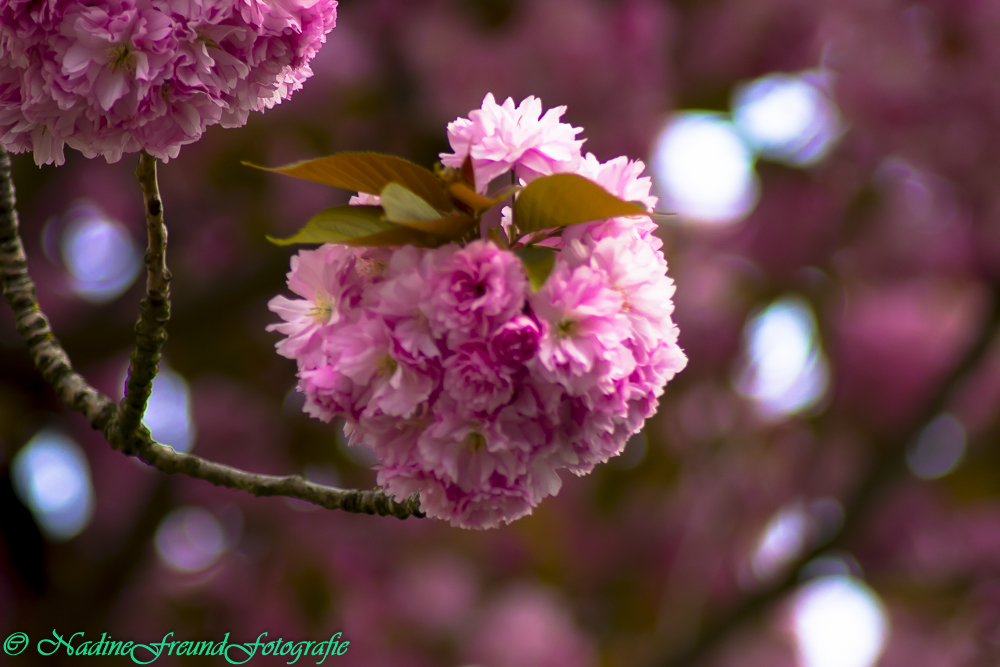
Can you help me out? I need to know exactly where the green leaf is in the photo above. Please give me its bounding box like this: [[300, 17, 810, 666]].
[[514, 246, 557, 292], [346, 226, 440, 247], [245, 153, 452, 212], [380, 183, 443, 223], [486, 225, 510, 250], [266, 205, 436, 247], [448, 182, 519, 214], [448, 182, 494, 212], [392, 213, 479, 238], [512, 174, 648, 233], [378, 184, 478, 238], [488, 184, 520, 203]]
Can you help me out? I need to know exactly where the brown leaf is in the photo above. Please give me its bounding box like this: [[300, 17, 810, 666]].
[[246, 153, 451, 212]]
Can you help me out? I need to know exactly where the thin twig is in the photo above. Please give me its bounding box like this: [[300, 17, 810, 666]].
[[0, 147, 423, 520], [137, 441, 424, 516], [649, 285, 1000, 667], [116, 151, 171, 455]]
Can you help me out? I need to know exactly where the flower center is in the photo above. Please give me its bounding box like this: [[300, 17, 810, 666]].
[[198, 31, 219, 49], [613, 285, 629, 311], [556, 319, 578, 338], [107, 43, 135, 73], [453, 274, 485, 303], [356, 258, 387, 278], [464, 432, 486, 452], [377, 355, 397, 378], [308, 297, 334, 324]]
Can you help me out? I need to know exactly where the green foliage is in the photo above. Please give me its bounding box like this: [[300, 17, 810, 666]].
[[377, 183, 479, 237], [515, 246, 557, 292], [391, 213, 479, 237], [448, 182, 517, 214], [266, 205, 435, 247], [380, 183, 443, 223], [512, 173, 648, 233], [254, 152, 650, 255]]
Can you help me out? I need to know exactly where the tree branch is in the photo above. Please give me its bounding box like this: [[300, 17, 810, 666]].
[[116, 151, 171, 455], [0, 150, 118, 433], [649, 284, 1000, 667], [0, 147, 424, 521], [137, 441, 424, 516]]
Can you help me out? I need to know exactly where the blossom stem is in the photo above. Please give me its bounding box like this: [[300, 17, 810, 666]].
[[508, 169, 521, 245], [0, 147, 423, 520], [117, 151, 171, 455]]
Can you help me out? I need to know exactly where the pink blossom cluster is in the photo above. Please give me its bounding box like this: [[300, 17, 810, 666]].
[[269, 94, 687, 529], [0, 0, 339, 166]]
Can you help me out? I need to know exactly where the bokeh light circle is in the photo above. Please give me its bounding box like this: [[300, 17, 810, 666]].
[[651, 112, 760, 225]]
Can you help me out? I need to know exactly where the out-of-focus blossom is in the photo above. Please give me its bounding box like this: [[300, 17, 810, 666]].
[[0, 0, 339, 165], [391, 554, 478, 632], [466, 585, 597, 667], [836, 280, 983, 427]]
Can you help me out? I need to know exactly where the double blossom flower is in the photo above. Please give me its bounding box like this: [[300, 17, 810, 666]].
[[0, 0, 340, 165], [268, 94, 688, 529]]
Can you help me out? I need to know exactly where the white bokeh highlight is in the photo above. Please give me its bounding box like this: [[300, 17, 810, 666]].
[[733, 71, 841, 166], [12, 428, 95, 541], [143, 368, 196, 453], [907, 413, 966, 480], [752, 502, 809, 581], [155, 507, 227, 573], [120, 365, 196, 453], [735, 296, 830, 418], [60, 203, 142, 304], [793, 575, 889, 667], [651, 112, 760, 225]]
